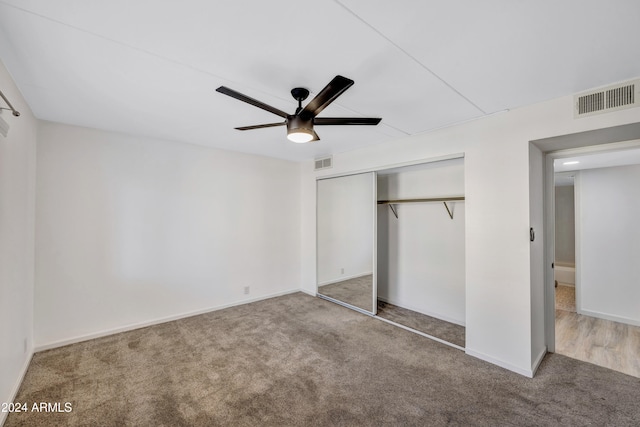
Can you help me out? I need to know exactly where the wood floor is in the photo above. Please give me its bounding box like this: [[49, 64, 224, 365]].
[[555, 284, 640, 378]]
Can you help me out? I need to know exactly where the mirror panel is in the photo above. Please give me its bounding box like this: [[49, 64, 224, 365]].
[[317, 172, 376, 314]]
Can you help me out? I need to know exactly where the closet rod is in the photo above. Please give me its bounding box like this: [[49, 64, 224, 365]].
[[378, 196, 464, 220], [377, 196, 465, 204], [0, 89, 21, 117]]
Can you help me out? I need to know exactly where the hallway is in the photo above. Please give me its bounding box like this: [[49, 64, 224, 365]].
[[555, 284, 640, 378]]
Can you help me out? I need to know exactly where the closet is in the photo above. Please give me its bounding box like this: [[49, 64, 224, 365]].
[[317, 158, 466, 348]]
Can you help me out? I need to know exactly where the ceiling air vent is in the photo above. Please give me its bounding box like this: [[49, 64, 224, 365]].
[[575, 79, 639, 118], [314, 156, 332, 171]]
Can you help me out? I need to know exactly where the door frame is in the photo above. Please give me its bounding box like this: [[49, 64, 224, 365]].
[[532, 125, 640, 353]]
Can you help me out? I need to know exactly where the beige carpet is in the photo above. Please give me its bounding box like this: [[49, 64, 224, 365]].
[[7, 293, 640, 426], [376, 300, 465, 348], [317, 274, 373, 312], [555, 284, 576, 312], [318, 276, 465, 347]]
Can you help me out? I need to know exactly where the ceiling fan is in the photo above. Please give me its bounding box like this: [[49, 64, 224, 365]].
[[216, 75, 381, 143]]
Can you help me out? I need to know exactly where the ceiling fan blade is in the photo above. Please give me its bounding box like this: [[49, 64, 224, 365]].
[[314, 117, 381, 126], [235, 122, 286, 131], [300, 75, 354, 120], [216, 86, 289, 118]]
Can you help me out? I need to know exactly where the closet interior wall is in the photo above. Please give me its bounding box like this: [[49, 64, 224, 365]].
[[377, 158, 466, 326]]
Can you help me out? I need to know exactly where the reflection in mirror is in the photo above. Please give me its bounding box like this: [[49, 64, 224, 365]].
[[317, 172, 376, 314]]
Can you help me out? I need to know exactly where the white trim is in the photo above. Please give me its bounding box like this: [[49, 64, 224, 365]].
[[577, 309, 640, 327], [317, 294, 376, 316], [317, 271, 372, 287], [531, 347, 547, 376], [299, 288, 317, 297], [554, 265, 575, 285], [543, 150, 557, 353], [377, 296, 466, 327], [372, 172, 378, 315], [34, 288, 301, 352], [556, 282, 575, 288], [539, 136, 640, 357], [465, 348, 535, 378], [574, 171, 583, 315], [545, 138, 640, 160], [0, 352, 34, 426], [315, 153, 465, 180]]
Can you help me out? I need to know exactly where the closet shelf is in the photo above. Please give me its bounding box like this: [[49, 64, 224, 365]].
[[377, 196, 465, 220]]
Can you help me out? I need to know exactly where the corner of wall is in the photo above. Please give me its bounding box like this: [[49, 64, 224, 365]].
[[0, 58, 38, 420]]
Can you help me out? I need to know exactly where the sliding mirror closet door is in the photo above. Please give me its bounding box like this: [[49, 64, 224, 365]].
[[317, 172, 377, 314], [376, 158, 466, 348]]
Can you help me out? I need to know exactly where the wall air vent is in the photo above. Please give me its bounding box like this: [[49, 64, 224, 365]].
[[575, 79, 639, 118], [314, 156, 332, 171]]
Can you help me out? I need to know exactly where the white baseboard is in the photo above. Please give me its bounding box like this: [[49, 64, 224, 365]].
[[0, 351, 34, 427], [577, 308, 640, 327], [531, 347, 547, 376], [557, 282, 575, 288], [299, 288, 317, 297], [377, 296, 466, 327], [34, 288, 301, 352], [465, 348, 535, 378], [554, 266, 575, 285], [318, 272, 372, 287]]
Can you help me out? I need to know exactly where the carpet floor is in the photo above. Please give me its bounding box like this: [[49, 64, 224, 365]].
[[376, 300, 465, 348], [317, 275, 373, 312], [7, 292, 640, 426], [555, 284, 576, 312]]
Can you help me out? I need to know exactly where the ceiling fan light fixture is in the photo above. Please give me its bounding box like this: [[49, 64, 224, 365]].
[[287, 129, 314, 143], [216, 75, 381, 143], [286, 115, 314, 143]]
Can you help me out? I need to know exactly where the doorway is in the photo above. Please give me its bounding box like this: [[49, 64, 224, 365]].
[[552, 149, 640, 377], [531, 123, 640, 378]]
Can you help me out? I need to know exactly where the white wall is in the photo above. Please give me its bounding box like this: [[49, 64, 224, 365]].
[[0, 60, 36, 424], [35, 122, 301, 348], [554, 185, 575, 266], [528, 144, 546, 370], [317, 173, 374, 285], [575, 164, 640, 326], [377, 159, 466, 325], [301, 86, 640, 376]]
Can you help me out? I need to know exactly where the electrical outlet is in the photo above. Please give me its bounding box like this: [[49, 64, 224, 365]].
[[341, 268, 344, 274], [244, 286, 250, 295]]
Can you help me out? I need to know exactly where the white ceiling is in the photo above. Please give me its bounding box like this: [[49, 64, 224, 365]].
[[554, 144, 640, 185], [1, 0, 639, 162]]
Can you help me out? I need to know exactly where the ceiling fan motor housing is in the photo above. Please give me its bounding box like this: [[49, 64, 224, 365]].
[[287, 114, 313, 131], [291, 87, 310, 102]]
